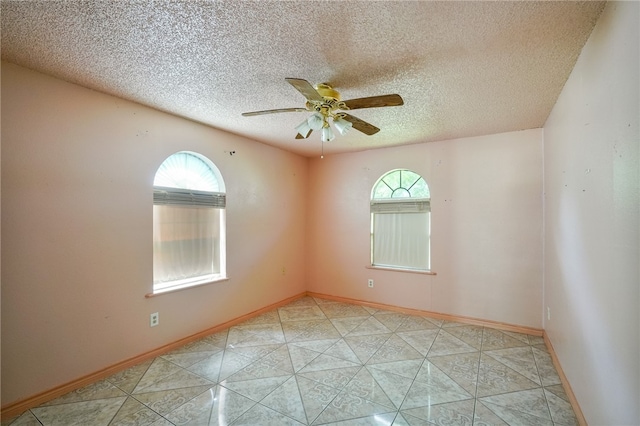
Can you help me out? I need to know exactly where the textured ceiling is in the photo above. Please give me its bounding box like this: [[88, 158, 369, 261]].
[[1, 1, 605, 157]]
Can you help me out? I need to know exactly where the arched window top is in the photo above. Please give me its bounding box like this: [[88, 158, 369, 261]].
[[372, 169, 429, 200], [154, 151, 225, 193]]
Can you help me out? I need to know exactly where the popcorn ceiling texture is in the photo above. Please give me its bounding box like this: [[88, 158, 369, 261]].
[[1, 1, 605, 157]]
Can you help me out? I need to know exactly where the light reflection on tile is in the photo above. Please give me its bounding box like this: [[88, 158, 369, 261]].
[[401, 361, 472, 408], [10, 298, 577, 426], [401, 399, 476, 425], [163, 385, 255, 425], [392, 412, 419, 425]]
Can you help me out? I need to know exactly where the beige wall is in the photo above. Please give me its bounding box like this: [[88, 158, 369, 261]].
[[307, 129, 543, 329], [1, 62, 308, 405], [543, 2, 640, 424]]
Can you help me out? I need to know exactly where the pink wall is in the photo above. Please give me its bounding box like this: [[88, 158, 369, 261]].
[[543, 2, 639, 423], [1, 63, 308, 405], [307, 129, 543, 329]]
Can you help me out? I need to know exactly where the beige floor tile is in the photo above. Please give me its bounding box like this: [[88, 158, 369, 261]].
[[11, 297, 576, 426]]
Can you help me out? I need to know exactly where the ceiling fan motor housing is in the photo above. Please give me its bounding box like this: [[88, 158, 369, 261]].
[[307, 83, 347, 118], [314, 83, 340, 101]]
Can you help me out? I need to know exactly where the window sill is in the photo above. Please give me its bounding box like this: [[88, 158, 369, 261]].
[[145, 276, 229, 298], [366, 265, 437, 276]]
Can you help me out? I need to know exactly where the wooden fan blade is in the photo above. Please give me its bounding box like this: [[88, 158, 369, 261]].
[[295, 129, 313, 139], [285, 78, 324, 102], [242, 107, 308, 116], [341, 113, 380, 135], [342, 94, 404, 110]]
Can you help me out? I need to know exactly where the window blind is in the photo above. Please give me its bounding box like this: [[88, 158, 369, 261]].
[[153, 186, 226, 208], [372, 211, 430, 270], [370, 199, 430, 214]]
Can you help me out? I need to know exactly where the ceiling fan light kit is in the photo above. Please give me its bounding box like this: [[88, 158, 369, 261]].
[[242, 78, 404, 155], [333, 116, 353, 136], [307, 112, 325, 131], [321, 125, 335, 143], [295, 120, 312, 139]]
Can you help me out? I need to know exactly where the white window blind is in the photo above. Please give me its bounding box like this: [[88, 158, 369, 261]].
[[153, 187, 226, 208], [370, 199, 430, 214], [153, 205, 223, 288], [372, 211, 430, 270]]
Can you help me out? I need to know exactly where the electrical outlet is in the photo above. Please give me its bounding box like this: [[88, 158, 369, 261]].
[[547, 307, 551, 321], [150, 312, 159, 327], [368, 279, 374, 288]]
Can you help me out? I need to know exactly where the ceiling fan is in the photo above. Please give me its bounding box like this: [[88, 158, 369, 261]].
[[242, 78, 403, 143]]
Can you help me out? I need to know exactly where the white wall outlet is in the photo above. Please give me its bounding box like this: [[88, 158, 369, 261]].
[[547, 307, 551, 321], [150, 312, 159, 327], [368, 279, 374, 288]]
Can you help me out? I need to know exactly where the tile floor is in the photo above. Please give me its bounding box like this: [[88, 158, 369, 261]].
[[4, 296, 578, 425]]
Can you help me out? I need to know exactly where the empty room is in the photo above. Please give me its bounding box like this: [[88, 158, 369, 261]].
[[1, 1, 638, 425]]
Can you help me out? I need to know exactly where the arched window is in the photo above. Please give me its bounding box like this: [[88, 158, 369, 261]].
[[152, 151, 226, 294], [371, 169, 431, 271]]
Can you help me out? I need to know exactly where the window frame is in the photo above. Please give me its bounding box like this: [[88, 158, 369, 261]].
[[149, 151, 227, 296], [370, 169, 432, 273]]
